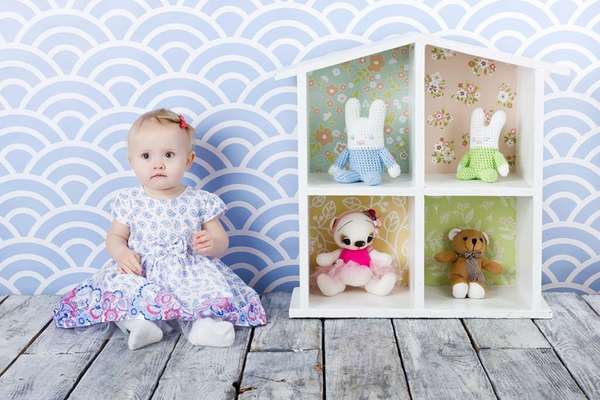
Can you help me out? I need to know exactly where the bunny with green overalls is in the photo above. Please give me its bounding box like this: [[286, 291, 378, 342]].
[[329, 98, 401, 186], [457, 108, 509, 183]]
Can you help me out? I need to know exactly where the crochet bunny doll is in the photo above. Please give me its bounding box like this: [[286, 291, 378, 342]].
[[328, 98, 401, 186], [456, 108, 509, 183]]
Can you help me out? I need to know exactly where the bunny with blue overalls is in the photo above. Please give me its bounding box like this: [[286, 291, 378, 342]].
[[329, 98, 401, 186]]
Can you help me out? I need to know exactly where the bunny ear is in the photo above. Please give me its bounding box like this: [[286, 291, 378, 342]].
[[470, 108, 485, 133], [489, 110, 506, 133], [345, 98, 361, 127], [368, 99, 386, 134]]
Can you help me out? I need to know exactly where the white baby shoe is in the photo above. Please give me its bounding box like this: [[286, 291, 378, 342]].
[[188, 318, 235, 347], [116, 319, 163, 350]]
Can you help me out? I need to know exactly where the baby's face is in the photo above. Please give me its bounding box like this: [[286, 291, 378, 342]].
[[128, 120, 194, 191]]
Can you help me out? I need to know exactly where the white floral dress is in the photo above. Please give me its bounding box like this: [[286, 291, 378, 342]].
[[53, 186, 267, 329]]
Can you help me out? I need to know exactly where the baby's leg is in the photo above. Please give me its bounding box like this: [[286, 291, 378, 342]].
[[116, 319, 163, 350], [188, 318, 235, 347]]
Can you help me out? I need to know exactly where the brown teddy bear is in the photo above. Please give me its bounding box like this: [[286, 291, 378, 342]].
[[434, 228, 503, 299]]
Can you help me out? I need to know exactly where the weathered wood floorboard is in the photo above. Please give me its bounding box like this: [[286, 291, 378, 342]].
[[239, 350, 322, 399], [463, 318, 550, 349], [480, 348, 586, 399], [394, 319, 496, 400], [66, 331, 180, 400], [151, 327, 252, 400], [0, 293, 599, 400], [326, 319, 410, 400], [240, 291, 323, 399], [535, 293, 600, 399], [0, 297, 111, 400], [0, 296, 59, 375], [250, 292, 320, 352], [582, 294, 600, 316]]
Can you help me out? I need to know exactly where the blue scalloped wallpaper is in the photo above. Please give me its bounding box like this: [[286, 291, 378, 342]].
[[0, 1, 598, 294]]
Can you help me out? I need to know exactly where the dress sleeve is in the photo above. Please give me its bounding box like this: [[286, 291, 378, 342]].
[[110, 190, 132, 226], [197, 190, 227, 223]]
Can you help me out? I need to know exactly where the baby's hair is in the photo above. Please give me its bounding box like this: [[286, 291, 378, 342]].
[[129, 108, 195, 150]]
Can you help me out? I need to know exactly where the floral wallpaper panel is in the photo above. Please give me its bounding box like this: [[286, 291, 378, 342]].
[[425, 46, 518, 173], [307, 46, 412, 174], [425, 196, 517, 286], [309, 195, 410, 289]]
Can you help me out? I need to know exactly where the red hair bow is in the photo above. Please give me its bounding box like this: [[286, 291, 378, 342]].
[[364, 208, 377, 221], [178, 114, 188, 129]]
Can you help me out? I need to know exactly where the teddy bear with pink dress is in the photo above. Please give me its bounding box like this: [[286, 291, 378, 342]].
[[314, 209, 397, 296]]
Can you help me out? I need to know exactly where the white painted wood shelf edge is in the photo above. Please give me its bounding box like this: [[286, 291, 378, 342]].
[[289, 287, 552, 319]]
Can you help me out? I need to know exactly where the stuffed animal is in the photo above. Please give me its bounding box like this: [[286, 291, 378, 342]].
[[434, 228, 503, 299], [328, 98, 401, 186], [456, 108, 509, 183], [314, 209, 397, 296]]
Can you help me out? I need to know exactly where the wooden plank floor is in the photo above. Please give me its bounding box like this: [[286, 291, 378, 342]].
[[0, 292, 599, 399]]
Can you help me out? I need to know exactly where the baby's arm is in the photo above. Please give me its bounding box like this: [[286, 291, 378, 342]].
[[193, 218, 229, 258], [106, 220, 142, 275]]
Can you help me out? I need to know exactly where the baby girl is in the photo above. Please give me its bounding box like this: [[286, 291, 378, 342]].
[[53, 109, 267, 350]]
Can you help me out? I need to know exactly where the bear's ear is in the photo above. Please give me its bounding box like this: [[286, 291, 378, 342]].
[[481, 231, 489, 244], [448, 228, 462, 241], [329, 217, 337, 232]]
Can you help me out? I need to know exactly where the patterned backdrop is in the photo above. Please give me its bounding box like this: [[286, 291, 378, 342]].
[[0, 1, 598, 295]]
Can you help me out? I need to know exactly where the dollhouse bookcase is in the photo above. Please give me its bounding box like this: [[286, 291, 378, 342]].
[[277, 33, 568, 318]]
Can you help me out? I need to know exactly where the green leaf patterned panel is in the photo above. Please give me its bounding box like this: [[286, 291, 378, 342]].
[[307, 46, 412, 174], [425, 196, 517, 286]]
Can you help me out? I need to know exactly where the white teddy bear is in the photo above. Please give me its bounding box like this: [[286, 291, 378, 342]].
[[315, 209, 397, 296]]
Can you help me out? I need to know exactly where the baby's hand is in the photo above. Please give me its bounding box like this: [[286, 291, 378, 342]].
[[115, 248, 142, 275], [193, 230, 214, 255]]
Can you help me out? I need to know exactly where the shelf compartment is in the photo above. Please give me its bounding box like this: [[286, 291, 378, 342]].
[[306, 44, 416, 185], [423, 44, 539, 191], [424, 195, 543, 314], [305, 194, 415, 314]]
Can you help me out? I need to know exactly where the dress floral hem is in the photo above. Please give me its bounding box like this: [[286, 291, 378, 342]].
[[54, 282, 267, 329]]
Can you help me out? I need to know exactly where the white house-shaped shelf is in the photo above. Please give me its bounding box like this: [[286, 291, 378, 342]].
[[279, 33, 567, 319]]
